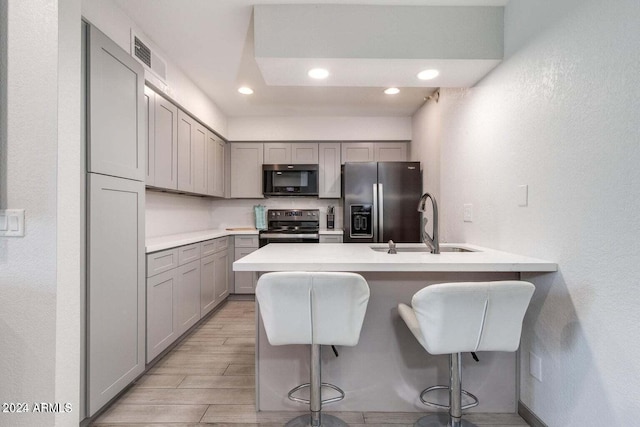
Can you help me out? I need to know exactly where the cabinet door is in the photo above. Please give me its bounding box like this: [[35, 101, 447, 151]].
[[342, 142, 374, 163], [177, 110, 195, 192], [88, 25, 145, 181], [214, 249, 230, 302], [230, 143, 264, 198], [144, 86, 155, 186], [318, 142, 341, 198], [177, 260, 201, 335], [374, 142, 407, 162], [207, 131, 225, 197], [87, 174, 144, 415], [234, 247, 258, 294], [192, 121, 208, 194], [264, 143, 291, 164], [154, 95, 178, 189], [292, 143, 319, 164], [147, 269, 178, 362], [200, 254, 216, 317]]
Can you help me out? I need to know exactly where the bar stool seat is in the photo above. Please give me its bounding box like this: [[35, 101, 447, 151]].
[[256, 271, 370, 427], [398, 281, 535, 427]]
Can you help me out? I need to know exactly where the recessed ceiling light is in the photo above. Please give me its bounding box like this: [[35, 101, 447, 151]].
[[417, 69, 440, 80], [384, 87, 400, 95], [308, 68, 330, 79], [238, 86, 254, 95]]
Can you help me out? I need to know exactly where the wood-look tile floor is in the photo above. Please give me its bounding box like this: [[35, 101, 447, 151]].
[[91, 300, 529, 427]]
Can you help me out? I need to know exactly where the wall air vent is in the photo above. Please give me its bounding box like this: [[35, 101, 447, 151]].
[[130, 30, 167, 83], [133, 36, 151, 67]]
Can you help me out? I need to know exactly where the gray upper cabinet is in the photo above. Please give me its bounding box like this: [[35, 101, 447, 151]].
[[292, 143, 319, 163], [177, 110, 195, 192], [230, 143, 264, 198], [318, 142, 341, 198], [374, 142, 408, 162], [153, 93, 178, 190], [192, 121, 208, 194], [264, 142, 318, 164], [263, 143, 290, 164], [342, 142, 408, 163], [144, 86, 155, 186], [207, 131, 225, 197], [342, 142, 375, 163], [88, 25, 144, 182], [87, 173, 145, 415]]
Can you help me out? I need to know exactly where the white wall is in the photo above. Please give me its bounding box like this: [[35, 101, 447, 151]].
[[0, 1, 81, 425], [81, 0, 229, 138], [228, 116, 411, 141], [411, 0, 640, 425], [145, 191, 216, 238]]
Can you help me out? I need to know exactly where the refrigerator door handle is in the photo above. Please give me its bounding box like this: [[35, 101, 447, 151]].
[[378, 183, 384, 241], [372, 183, 378, 242]]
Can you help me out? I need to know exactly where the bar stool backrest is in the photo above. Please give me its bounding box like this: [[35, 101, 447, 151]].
[[411, 281, 535, 354], [256, 272, 370, 346]]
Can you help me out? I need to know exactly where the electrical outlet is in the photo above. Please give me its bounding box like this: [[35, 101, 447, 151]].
[[518, 185, 528, 207], [463, 204, 473, 222], [529, 351, 542, 382]]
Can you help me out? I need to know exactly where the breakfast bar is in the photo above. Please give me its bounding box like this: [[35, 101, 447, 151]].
[[233, 243, 557, 413]]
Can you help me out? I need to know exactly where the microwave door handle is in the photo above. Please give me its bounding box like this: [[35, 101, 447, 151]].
[[378, 183, 384, 242], [372, 183, 378, 242]]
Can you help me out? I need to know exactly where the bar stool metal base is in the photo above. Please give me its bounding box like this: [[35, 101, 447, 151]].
[[285, 413, 350, 427], [414, 413, 479, 427]]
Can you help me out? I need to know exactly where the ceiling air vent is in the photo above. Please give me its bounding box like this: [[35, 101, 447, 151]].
[[130, 30, 167, 83], [133, 36, 151, 68]]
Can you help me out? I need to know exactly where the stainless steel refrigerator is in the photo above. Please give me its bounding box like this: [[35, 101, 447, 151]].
[[343, 162, 422, 243]]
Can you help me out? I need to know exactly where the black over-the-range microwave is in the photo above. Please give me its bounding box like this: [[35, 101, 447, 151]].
[[262, 164, 319, 196]]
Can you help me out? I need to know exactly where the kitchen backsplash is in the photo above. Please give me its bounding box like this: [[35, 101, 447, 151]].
[[145, 190, 343, 238]]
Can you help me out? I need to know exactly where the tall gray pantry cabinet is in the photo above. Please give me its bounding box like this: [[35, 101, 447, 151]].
[[84, 23, 146, 416]]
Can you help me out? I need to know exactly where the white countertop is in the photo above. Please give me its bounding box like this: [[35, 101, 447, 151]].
[[146, 228, 344, 253], [233, 242, 557, 273], [146, 228, 258, 253]]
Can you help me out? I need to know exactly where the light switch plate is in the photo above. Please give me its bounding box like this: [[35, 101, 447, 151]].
[[463, 204, 473, 222], [518, 185, 529, 207], [529, 351, 542, 382], [0, 209, 25, 237]]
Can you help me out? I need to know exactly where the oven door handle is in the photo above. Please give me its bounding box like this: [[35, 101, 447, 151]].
[[259, 233, 320, 239]]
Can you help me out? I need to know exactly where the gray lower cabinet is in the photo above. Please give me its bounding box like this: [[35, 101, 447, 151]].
[[146, 269, 178, 362], [146, 236, 230, 362], [87, 173, 145, 416], [177, 260, 202, 336], [233, 235, 259, 294], [213, 249, 230, 301]]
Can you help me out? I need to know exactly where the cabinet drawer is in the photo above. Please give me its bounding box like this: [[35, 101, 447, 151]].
[[178, 243, 201, 265], [234, 235, 259, 248], [147, 249, 179, 277], [234, 247, 258, 260], [201, 236, 229, 256]]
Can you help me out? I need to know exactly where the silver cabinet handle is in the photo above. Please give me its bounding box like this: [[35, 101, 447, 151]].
[[379, 183, 384, 241], [372, 183, 378, 242]]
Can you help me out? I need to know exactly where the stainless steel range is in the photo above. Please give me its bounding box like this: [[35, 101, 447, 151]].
[[258, 209, 320, 247]]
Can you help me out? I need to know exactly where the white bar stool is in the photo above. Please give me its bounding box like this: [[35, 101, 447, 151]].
[[398, 281, 535, 427], [256, 271, 370, 427]]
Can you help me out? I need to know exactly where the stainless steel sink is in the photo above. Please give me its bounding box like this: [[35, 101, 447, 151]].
[[370, 245, 476, 253]]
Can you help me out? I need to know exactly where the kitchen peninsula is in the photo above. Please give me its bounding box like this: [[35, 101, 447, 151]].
[[234, 243, 556, 413]]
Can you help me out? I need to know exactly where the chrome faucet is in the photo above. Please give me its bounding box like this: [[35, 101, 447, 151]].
[[387, 240, 397, 254], [417, 193, 439, 254]]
